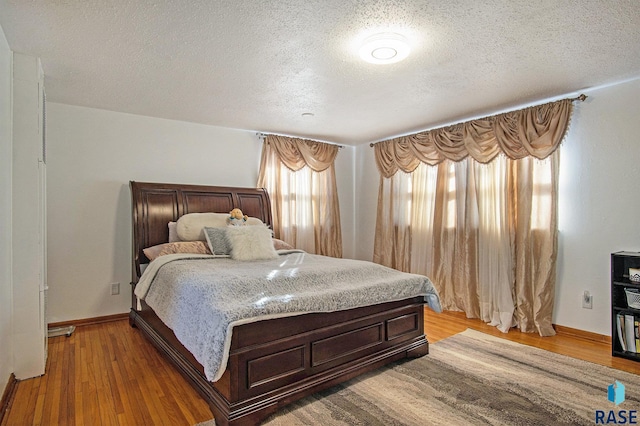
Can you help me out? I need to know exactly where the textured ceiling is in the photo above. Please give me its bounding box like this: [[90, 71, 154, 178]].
[[1, 0, 639, 145]]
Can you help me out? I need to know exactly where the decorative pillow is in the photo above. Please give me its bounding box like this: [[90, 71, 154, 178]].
[[143, 241, 211, 261], [246, 216, 264, 226], [168, 221, 181, 242], [176, 212, 229, 241], [273, 238, 294, 250], [203, 227, 232, 255], [226, 225, 279, 261]]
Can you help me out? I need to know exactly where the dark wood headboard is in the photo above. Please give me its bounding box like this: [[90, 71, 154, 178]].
[[130, 181, 272, 283]]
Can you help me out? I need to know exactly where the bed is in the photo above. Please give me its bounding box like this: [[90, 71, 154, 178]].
[[129, 181, 440, 425]]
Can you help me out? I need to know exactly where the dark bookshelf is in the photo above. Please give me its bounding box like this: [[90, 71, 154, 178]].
[[611, 252, 640, 361]]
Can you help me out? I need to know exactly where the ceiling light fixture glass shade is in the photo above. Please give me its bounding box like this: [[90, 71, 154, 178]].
[[359, 32, 410, 64]]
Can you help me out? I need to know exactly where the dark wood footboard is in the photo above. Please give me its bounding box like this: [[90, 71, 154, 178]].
[[130, 297, 428, 426]]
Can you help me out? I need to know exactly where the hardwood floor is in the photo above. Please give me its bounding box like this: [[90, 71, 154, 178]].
[[3, 310, 639, 425], [3, 319, 212, 426], [426, 310, 640, 375]]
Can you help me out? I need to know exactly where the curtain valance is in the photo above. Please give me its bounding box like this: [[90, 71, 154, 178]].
[[374, 98, 574, 178], [265, 134, 339, 173]]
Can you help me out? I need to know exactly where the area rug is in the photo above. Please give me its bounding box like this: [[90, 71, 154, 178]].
[[197, 329, 640, 425]]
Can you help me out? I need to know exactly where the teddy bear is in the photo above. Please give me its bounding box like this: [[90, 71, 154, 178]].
[[227, 208, 248, 226]]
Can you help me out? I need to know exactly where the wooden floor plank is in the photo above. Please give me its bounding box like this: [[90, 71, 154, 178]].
[[41, 334, 62, 426], [8, 378, 36, 426], [80, 379, 99, 426], [3, 313, 640, 426]]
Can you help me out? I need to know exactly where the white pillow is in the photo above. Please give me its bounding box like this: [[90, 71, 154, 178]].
[[246, 217, 264, 226], [168, 221, 181, 242], [226, 225, 278, 261], [176, 212, 228, 241]]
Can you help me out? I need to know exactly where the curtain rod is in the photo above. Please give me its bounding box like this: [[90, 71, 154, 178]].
[[257, 132, 344, 149], [368, 93, 587, 148]]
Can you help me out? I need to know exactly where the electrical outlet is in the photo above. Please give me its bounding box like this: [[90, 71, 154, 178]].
[[582, 290, 593, 309], [111, 282, 120, 296]]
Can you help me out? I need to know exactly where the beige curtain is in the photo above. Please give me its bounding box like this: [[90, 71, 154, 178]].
[[257, 134, 342, 258], [374, 98, 572, 175], [374, 98, 572, 336]]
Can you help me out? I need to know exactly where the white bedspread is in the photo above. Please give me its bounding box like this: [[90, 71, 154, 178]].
[[134, 251, 441, 382]]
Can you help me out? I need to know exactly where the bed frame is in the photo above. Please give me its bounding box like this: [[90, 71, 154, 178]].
[[129, 181, 429, 425]]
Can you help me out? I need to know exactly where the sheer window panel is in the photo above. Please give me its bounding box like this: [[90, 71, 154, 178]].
[[258, 135, 343, 258]]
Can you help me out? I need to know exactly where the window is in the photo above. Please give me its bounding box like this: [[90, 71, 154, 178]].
[[530, 158, 553, 230], [257, 136, 342, 257]]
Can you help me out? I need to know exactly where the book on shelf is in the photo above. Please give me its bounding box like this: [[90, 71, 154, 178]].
[[625, 314, 636, 353], [617, 313, 627, 351], [615, 313, 640, 354]]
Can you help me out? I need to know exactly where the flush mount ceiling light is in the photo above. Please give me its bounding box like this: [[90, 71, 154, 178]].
[[359, 32, 410, 64]]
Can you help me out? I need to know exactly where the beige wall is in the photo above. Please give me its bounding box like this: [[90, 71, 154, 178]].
[[45, 103, 355, 322], [353, 144, 377, 261], [554, 79, 640, 335], [334, 145, 356, 257], [0, 23, 14, 386]]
